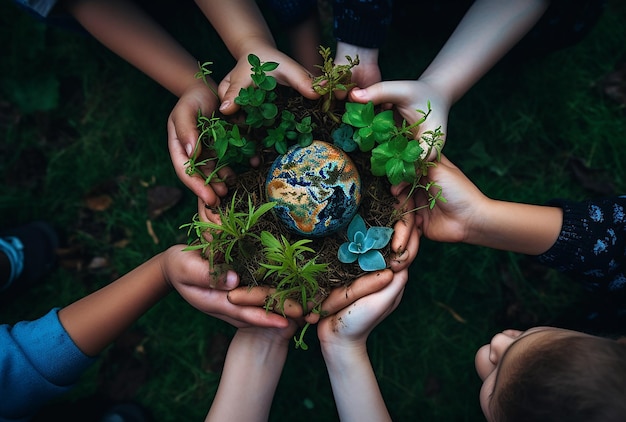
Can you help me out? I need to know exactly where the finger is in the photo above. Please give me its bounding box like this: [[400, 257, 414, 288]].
[[390, 181, 410, 197], [390, 192, 415, 255], [168, 120, 220, 207], [197, 198, 222, 224], [208, 306, 291, 329], [227, 286, 304, 319], [169, 107, 200, 159], [349, 81, 414, 106], [318, 269, 394, 317], [390, 224, 420, 273], [217, 74, 242, 115]]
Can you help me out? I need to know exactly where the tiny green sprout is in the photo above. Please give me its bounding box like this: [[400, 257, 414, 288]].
[[338, 214, 394, 272], [194, 61, 218, 98], [180, 196, 276, 268], [235, 54, 279, 128], [312, 46, 359, 121]]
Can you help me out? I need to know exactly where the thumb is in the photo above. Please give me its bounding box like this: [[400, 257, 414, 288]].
[[349, 81, 410, 106]]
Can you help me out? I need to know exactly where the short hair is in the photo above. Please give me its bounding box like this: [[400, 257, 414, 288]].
[[491, 335, 626, 422]]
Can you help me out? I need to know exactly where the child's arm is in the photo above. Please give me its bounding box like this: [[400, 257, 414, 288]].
[[413, 155, 563, 255], [62, 0, 205, 97], [348, 0, 550, 160], [61, 0, 227, 207], [58, 245, 289, 357], [318, 269, 409, 421], [193, 0, 319, 115], [417, 0, 549, 107], [204, 323, 296, 422]]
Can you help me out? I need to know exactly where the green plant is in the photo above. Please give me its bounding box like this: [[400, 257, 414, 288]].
[[180, 194, 276, 270], [337, 100, 445, 187], [259, 230, 328, 349], [337, 214, 394, 271], [312, 46, 359, 121]]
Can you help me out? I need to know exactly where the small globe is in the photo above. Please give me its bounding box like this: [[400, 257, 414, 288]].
[[266, 140, 362, 237]]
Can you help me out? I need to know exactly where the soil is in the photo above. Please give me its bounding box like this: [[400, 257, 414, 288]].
[[201, 86, 402, 301]]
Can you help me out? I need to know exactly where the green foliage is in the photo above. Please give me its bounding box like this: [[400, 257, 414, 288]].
[[235, 54, 279, 128], [337, 100, 446, 192], [180, 195, 276, 269], [341, 101, 395, 151], [263, 110, 315, 154], [259, 231, 328, 350], [312, 45, 360, 121]]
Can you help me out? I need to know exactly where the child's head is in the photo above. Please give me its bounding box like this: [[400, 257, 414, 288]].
[[475, 326, 626, 422]]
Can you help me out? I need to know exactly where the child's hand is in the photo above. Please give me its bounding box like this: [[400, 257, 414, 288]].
[[413, 154, 489, 244], [167, 79, 235, 207], [217, 43, 319, 116], [318, 269, 408, 348], [161, 245, 290, 329], [333, 41, 381, 100], [227, 269, 396, 323], [349, 79, 451, 162], [389, 189, 420, 273]]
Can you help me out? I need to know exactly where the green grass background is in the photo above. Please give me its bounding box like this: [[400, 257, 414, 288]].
[[1, 1, 626, 421]]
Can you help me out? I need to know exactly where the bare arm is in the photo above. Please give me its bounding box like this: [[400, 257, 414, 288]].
[[57, 252, 170, 357], [415, 155, 563, 256], [205, 325, 293, 422], [419, 0, 550, 105], [62, 0, 206, 97]]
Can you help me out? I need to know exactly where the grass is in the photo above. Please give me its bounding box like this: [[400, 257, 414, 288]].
[[1, 1, 626, 421]]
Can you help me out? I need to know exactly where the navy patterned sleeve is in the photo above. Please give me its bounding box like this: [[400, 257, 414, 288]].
[[333, 0, 394, 48], [262, 0, 319, 27], [532, 196, 626, 295]]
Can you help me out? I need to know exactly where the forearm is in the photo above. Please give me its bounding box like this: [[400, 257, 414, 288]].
[[322, 343, 391, 422], [419, 0, 549, 104], [62, 0, 204, 97], [205, 328, 289, 422], [194, 0, 275, 60], [468, 198, 563, 255], [58, 253, 171, 356]]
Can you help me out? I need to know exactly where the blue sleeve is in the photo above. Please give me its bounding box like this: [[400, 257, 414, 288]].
[[333, 0, 393, 48], [0, 308, 96, 422], [532, 196, 626, 294], [11, 0, 59, 18]]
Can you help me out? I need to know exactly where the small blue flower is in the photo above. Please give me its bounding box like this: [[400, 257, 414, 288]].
[[338, 214, 394, 271]]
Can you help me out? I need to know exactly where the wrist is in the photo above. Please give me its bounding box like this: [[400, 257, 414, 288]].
[[336, 42, 378, 64], [321, 339, 368, 365]]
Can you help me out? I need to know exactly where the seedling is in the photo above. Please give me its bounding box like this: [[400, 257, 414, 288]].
[[312, 46, 359, 121]]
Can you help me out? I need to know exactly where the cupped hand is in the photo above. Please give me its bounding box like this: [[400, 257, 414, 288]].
[[388, 190, 421, 273], [218, 43, 319, 116], [167, 79, 236, 207], [227, 269, 396, 325], [349, 79, 451, 162], [162, 245, 290, 329], [317, 269, 408, 347], [413, 154, 488, 244]]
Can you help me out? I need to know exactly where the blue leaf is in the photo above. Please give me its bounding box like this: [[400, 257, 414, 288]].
[[347, 214, 367, 241], [338, 242, 358, 263], [358, 250, 386, 271], [365, 227, 394, 250]]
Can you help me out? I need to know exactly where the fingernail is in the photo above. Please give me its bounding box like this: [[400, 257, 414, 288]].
[[224, 271, 238, 289], [351, 89, 366, 98], [185, 143, 193, 157], [219, 101, 230, 111]]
